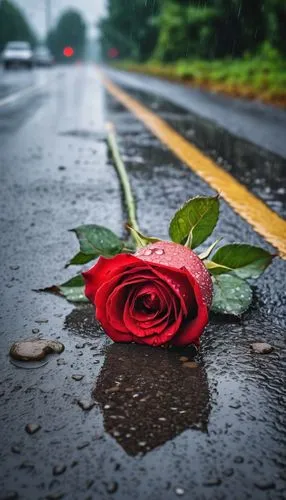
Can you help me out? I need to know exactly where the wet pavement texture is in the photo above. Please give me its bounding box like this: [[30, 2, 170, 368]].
[[106, 68, 286, 159], [0, 65, 285, 500], [105, 68, 286, 218]]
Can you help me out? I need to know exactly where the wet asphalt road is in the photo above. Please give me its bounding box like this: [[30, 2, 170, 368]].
[[0, 65, 285, 500]]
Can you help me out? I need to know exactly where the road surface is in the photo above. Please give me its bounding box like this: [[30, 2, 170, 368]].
[[0, 64, 285, 500]]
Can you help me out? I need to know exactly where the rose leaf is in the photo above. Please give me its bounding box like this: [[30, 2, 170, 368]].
[[70, 224, 124, 258], [169, 195, 219, 249], [205, 244, 274, 279], [39, 275, 88, 303], [65, 251, 97, 267], [211, 274, 253, 316]]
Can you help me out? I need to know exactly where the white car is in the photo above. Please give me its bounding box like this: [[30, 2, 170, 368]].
[[2, 41, 34, 69], [33, 46, 54, 67]]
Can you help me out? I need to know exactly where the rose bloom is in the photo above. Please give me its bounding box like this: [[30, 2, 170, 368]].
[[83, 241, 212, 347]]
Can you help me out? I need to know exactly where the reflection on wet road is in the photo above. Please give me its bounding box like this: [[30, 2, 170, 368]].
[[0, 64, 285, 499], [95, 344, 209, 456]]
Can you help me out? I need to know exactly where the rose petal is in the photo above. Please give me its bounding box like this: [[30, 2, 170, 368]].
[[134, 309, 184, 346], [141, 262, 195, 316], [83, 254, 139, 303], [171, 269, 209, 346]]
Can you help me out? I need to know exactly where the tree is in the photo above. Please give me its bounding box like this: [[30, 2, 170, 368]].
[[0, 0, 37, 51], [47, 9, 86, 62], [99, 0, 160, 62]]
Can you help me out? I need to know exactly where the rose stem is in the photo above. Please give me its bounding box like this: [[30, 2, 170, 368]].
[[106, 122, 140, 241]]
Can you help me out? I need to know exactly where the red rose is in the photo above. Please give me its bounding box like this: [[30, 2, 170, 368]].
[[83, 241, 212, 347]]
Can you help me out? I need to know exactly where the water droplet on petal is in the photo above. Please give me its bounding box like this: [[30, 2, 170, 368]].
[[154, 248, 164, 255], [144, 249, 152, 256]]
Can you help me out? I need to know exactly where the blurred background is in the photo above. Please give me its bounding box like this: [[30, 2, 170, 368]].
[[0, 0, 285, 104]]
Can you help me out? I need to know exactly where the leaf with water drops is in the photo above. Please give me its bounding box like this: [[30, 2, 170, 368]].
[[40, 275, 88, 303], [71, 224, 124, 258], [205, 244, 274, 279], [211, 274, 252, 316], [169, 196, 219, 249]]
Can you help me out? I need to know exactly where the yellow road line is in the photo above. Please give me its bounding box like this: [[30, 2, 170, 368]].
[[100, 72, 286, 259]]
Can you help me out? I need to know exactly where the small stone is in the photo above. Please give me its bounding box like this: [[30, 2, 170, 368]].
[[234, 456, 244, 464], [179, 356, 189, 362], [10, 265, 20, 271], [10, 338, 64, 361], [72, 374, 84, 381], [77, 398, 95, 411], [182, 361, 198, 369], [53, 465, 66, 476], [35, 319, 48, 324], [250, 342, 273, 354], [25, 423, 41, 435], [58, 165, 66, 170], [105, 481, 118, 494], [175, 487, 185, 496], [203, 478, 222, 486], [254, 480, 275, 490], [32, 328, 40, 334]]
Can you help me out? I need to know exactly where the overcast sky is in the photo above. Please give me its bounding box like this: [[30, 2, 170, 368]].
[[14, 0, 106, 39]]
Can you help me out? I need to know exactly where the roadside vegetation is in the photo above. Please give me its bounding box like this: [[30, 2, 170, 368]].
[[0, 0, 37, 50], [100, 0, 286, 107]]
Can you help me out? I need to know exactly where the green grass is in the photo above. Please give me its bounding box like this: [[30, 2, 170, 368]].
[[113, 50, 286, 107]]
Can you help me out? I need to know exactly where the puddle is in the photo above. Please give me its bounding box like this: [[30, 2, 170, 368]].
[[94, 343, 209, 456]]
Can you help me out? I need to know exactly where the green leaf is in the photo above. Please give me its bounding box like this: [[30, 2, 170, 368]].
[[127, 225, 161, 248], [198, 238, 222, 260], [169, 195, 219, 249], [71, 224, 123, 258], [211, 274, 253, 316], [66, 251, 97, 267], [39, 275, 88, 303], [205, 244, 274, 279], [59, 275, 88, 303]]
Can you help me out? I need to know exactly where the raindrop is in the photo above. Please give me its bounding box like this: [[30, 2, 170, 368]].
[[25, 423, 41, 435], [144, 249, 153, 256], [175, 487, 185, 496], [105, 481, 118, 494], [77, 398, 95, 411], [72, 374, 84, 381], [53, 464, 66, 476], [154, 248, 164, 255]]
